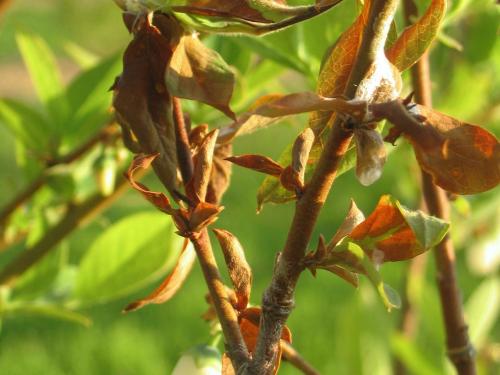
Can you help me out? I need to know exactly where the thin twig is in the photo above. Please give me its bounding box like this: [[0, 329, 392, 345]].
[[170, 102, 250, 370], [0, 170, 132, 287], [0, 125, 118, 233], [247, 1, 400, 373], [398, 2, 476, 373], [281, 342, 320, 375]]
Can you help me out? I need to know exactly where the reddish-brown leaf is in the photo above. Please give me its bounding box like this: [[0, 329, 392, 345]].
[[409, 105, 500, 195], [213, 229, 252, 311], [125, 154, 174, 214], [226, 154, 284, 177], [113, 15, 181, 196], [348, 195, 448, 262], [123, 239, 196, 312], [280, 165, 303, 193], [292, 127, 315, 186]]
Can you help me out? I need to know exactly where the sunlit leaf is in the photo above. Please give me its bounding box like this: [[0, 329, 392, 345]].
[[328, 199, 365, 248], [348, 195, 449, 262], [75, 211, 183, 305], [386, 0, 447, 71], [124, 239, 195, 312], [166, 34, 235, 119]]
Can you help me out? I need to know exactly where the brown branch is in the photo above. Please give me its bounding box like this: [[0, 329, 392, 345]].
[[0, 125, 118, 236], [0, 170, 132, 287], [281, 342, 320, 375], [190, 230, 249, 370], [169, 104, 250, 370], [397, 2, 476, 374], [247, 1, 399, 374]]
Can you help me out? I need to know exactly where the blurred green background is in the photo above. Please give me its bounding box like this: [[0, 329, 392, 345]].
[[0, 0, 499, 374]]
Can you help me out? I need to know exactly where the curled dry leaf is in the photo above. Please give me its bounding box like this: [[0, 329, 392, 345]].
[[123, 239, 196, 312], [328, 199, 365, 248], [166, 34, 235, 119], [113, 15, 180, 196], [125, 154, 174, 214], [213, 229, 252, 311], [354, 127, 387, 186], [206, 143, 232, 204], [188, 202, 224, 234], [280, 166, 303, 193], [386, 0, 447, 72], [292, 127, 315, 186], [226, 154, 284, 177], [192, 129, 219, 202]]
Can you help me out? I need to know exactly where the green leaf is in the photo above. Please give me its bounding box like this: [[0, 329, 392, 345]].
[[386, 0, 447, 72], [74, 211, 183, 305], [395, 201, 449, 249], [465, 277, 500, 348], [2, 302, 91, 327], [391, 333, 442, 375], [231, 36, 310, 75], [0, 99, 52, 154], [15, 31, 67, 123]]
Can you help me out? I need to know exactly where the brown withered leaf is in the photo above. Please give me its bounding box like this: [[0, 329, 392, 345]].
[[373, 101, 500, 195], [113, 15, 181, 196], [292, 127, 315, 186], [189, 202, 224, 233], [125, 154, 174, 214], [123, 239, 196, 312], [354, 127, 387, 186], [328, 199, 365, 249], [191, 129, 219, 202], [386, 0, 446, 72], [409, 105, 500, 195], [166, 34, 235, 119], [206, 143, 232, 204], [280, 166, 303, 193], [239, 307, 292, 375], [213, 229, 252, 311], [226, 154, 284, 177]]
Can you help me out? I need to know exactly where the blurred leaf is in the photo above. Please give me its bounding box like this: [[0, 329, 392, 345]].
[[15, 30, 67, 123], [0, 99, 51, 154], [465, 277, 500, 348], [74, 211, 183, 304], [62, 41, 99, 68], [391, 333, 442, 375], [124, 240, 195, 312], [232, 36, 310, 75], [226, 154, 283, 177], [386, 0, 446, 72], [65, 53, 121, 138], [2, 302, 91, 327]]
